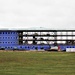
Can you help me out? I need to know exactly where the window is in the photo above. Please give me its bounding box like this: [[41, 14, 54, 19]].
[[8, 37, 10, 39], [8, 47, 10, 48], [5, 47, 7, 48], [8, 42, 10, 43], [5, 37, 7, 39], [13, 32, 15, 34], [5, 32, 7, 34], [3, 32, 4, 34], [16, 37, 17, 39], [20, 46, 22, 48], [8, 32, 10, 34]]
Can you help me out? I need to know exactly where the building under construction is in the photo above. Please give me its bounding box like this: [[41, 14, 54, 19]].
[[0, 28, 75, 51]]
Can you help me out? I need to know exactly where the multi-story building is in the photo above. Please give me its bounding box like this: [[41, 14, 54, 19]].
[[0, 28, 75, 51]]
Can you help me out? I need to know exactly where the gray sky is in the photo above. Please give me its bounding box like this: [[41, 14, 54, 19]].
[[0, 0, 75, 29]]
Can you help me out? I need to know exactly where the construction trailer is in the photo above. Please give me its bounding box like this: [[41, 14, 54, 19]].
[[0, 29, 75, 51]]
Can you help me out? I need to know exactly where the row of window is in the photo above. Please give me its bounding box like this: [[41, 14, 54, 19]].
[[0, 32, 18, 34], [0, 46, 48, 49], [0, 42, 18, 44], [1, 32, 75, 34], [5, 47, 13, 48], [1, 37, 75, 39], [0, 46, 75, 49], [0, 37, 18, 39]]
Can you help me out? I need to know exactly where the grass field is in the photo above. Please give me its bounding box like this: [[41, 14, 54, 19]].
[[0, 51, 75, 75]]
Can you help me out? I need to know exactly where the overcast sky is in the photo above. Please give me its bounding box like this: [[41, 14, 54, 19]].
[[0, 0, 75, 29]]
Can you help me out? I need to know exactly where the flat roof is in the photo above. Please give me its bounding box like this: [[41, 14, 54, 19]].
[[0, 27, 75, 31]]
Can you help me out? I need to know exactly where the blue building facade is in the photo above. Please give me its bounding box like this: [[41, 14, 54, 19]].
[[0, 29, 75, 51], [0, 31, 18, 50], [0, 30, 50, 50]]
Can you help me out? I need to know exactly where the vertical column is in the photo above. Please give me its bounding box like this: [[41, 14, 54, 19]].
[[40, 32, 41, 44], [47, 31, 50, 44], [54, 31, 57, 46], [18, 31, 23, 45], [72, 31, 74, 44], [33, 34, 36, 44], [61, 31, 62, 44], [66, 31, 68, 45]]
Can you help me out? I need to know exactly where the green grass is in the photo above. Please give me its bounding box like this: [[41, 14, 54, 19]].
[[0, 51, 75, 75]]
